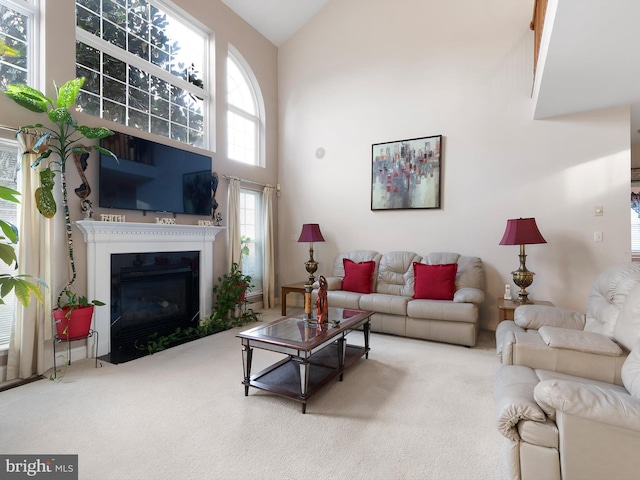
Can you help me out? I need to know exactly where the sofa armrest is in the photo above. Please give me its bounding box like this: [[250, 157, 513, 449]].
[[495, 321, 526, 364], [514, 305, 586, 330], [453, 287, 484, 304], [494, 365, 546, 442], [534, 379, 640, 432], [316, 276, 342, 290]]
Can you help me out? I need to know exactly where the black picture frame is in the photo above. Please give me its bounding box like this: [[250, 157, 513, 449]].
[[371, 135, 442, 211]]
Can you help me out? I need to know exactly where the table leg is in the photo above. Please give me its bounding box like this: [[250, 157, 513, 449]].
[[242, 343, 253, 396], [364, 320, 371, 359], [337, 336, 346, 381], [281, 288, 287, 316], [299, 359, 309, 414]]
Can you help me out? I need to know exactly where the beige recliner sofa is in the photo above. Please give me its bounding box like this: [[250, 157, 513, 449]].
[[495, 262, 640, 383], [494, 280, 640, 479], [316, 250, 485, 347]]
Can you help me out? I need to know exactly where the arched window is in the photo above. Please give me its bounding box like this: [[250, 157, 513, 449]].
[[227, 48, 264, 166]]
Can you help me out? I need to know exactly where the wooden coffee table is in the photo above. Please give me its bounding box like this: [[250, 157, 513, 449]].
[[237, 308, 373, 413]]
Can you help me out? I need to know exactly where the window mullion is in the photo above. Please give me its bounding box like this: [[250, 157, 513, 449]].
[[76, 28, 206, 100]]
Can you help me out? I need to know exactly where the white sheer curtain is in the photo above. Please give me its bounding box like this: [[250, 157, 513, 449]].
[[7, 131, 54, 380], [227, 177, 242, 270], [261, 185, 275, 308]]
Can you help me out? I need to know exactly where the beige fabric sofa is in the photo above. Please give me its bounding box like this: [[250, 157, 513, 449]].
[[316, 250, 485, 347], [495, 262, 640, 384]]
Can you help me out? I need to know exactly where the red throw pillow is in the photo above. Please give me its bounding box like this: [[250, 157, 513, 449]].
[[342, 258, 376, 294], [413, 262, 458, 300]]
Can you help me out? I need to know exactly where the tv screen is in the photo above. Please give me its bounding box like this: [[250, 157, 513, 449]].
[[99, 132, 212, 216]]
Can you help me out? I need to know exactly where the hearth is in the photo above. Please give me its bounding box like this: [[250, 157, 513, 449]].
[[108, 251, 200, 363]]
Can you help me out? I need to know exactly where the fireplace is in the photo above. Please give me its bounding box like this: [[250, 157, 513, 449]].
[[75, 221, 224, 359], [109, 251, 200, 363]]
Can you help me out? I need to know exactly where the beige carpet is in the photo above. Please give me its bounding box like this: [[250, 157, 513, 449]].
[[0, 309, 508, 480]]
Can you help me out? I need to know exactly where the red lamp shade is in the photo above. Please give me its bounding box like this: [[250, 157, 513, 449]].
[[298, 224, 325, 243], [499, 218, 547, 246]]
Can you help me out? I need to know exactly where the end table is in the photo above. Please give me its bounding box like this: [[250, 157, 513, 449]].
[[281, 282, 308, 316], [497, 298, 554, 323]]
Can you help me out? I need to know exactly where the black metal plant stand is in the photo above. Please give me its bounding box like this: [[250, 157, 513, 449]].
[[52, 329, 100, 379]]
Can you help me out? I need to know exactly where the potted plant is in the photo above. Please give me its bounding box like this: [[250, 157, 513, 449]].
[[210, 262, 256, 324], [0, 185, 46, 307], [52, 289, 105, 340], [3, 77, 116, 328]]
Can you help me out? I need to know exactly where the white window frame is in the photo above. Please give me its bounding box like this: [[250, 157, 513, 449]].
[[75, 0, 211, 148], [0, 137, 19, 350], [0, 0, 40, 89], [239, 188, 263, 295], [227, 45, 265, 167]]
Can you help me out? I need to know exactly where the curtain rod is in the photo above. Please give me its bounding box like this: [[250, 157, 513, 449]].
[[222, 174, 270, 188]]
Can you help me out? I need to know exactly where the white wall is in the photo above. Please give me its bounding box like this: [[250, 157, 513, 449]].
[[277, 0, 632, 330]]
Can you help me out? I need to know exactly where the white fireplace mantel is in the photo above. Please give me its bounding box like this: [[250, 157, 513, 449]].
[[75, 220, 225, 357]]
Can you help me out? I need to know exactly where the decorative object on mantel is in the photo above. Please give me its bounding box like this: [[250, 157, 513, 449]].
[[297, 223, 325, 285], [499, 217, 547, 304], [100, 214, 126, 222], [211, 171, 219, 218], [4, 77, 116, 324], [214, 212, 222, 226], [316, 275, 328, 324], [81, 199, 93, 220], [155, 217, 176, 224], [198, 220, 214, 226], [371, 134, 442, 211]]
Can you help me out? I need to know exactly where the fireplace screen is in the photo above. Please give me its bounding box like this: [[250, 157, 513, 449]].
[[110, 251, 200, 363]]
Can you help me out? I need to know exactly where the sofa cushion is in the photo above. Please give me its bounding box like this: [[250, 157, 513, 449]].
[[413, 262, 457, 300], [325, 290, 363, 310], [331, 250, 382, 291], [376, 251, 421, 297], [359, 293, 409, 316], [407, 299, 478, 323], [342, 258, 376, 294]]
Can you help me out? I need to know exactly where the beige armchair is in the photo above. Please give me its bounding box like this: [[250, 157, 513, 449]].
[[496, 263, 640, 384]]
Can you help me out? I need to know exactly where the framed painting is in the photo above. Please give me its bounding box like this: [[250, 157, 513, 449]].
[[371, 134, 442, 211]]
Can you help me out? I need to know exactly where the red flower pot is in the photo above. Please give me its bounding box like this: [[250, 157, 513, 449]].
[[53, 305, 95, 340]]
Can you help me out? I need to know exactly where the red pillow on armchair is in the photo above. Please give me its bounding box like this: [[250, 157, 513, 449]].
[[342, 258, 376, 294], [413, 262, 458, 300]]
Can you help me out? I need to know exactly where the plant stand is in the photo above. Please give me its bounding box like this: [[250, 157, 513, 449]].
[[52, 329, 100, 379]]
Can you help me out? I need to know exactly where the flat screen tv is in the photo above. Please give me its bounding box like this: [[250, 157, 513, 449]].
[[99, 131, 212, 216]]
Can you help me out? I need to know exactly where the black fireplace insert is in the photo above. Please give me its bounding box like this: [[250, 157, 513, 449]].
[[108, 251, 200, 363]]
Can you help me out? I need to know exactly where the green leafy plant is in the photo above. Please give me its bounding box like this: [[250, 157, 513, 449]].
[[0, 185, 46, 306], [209, 262, 256, 323], [3, 77, 117, 306], [56, 288, 105, 318]]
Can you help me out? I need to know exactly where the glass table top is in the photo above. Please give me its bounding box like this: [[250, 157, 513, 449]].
[[237, 308, 371, 344]]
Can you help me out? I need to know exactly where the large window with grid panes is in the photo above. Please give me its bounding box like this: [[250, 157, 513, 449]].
[[75, 0, 209, 147]]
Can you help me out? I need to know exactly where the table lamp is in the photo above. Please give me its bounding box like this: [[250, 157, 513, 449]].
[[298, 223, 325, 285], [499, 217, 547, 303]]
